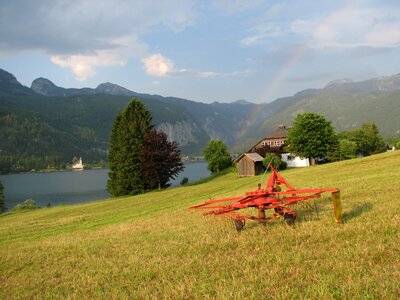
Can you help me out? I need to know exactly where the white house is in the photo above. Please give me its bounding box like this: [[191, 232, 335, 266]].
[[281, 153, 310, 168], [247, 125, 311, 168]]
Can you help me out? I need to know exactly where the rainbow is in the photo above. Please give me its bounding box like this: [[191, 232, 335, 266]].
[[258, 0, 361, 103], [232, 0, 361, 149]]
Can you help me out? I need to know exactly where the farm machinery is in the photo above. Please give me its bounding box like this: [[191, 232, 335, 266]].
[[189, 164, 342, 231]]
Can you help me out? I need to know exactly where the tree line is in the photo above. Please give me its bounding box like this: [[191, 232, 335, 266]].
[[285, 112, 387, 163], [242, 112, 390, 169], [0, 114, 107, 174]]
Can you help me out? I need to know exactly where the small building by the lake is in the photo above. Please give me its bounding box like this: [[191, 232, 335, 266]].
[[72, 157, 84, 170], [235, 153, 264, 177]]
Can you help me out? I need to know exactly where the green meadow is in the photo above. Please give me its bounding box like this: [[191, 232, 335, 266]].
[[1, 151, 399, 299]]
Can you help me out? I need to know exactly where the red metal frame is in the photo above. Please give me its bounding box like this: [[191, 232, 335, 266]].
[[189, 164, 340, 230]]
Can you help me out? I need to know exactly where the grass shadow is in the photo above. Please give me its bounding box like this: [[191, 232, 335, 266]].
[[342, 202, 373, 222]]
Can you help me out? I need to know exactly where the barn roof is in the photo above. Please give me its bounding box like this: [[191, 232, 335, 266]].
[[234, 152, 264, 163]]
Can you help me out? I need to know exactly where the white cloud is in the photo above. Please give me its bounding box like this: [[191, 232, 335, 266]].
[[51, 56, 96, 81], [241, 5, 400, 50], [142, 54, 174, 77], [51, 51, 126, 81], [365, 28, 400, 48], [297, 7, 400, 49], [51, 36, 147, 80], [0, 0, 195, 80], [141, 54, 253, 78]]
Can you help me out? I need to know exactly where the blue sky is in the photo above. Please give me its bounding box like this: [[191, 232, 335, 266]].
[[1, 0, 400, 103]]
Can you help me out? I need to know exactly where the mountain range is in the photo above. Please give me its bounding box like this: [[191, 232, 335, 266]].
[[1, 68, 400, 172]]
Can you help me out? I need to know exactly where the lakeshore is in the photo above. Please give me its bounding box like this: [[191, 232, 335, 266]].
[[1, 161, 209, 209]]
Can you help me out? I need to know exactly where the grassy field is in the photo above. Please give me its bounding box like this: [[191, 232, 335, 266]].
[[1, 151, 399, 299]]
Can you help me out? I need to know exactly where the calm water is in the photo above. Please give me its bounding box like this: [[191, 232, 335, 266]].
[[1, 161, 209, 210]]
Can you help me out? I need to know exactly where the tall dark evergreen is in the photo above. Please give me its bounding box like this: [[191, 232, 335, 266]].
[[107, 98, 152, 196], [139, 129, 184, 190], [0, 180, 5, 213]]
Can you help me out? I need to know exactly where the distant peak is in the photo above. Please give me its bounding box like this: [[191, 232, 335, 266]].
[[30, 77, 61, 96], [96, 82, 117, 88], [325, 78, 354, 88], [0, 68, 20, 85], [95, 82, 137, 96], [0, 68, 37, 96], [324, 74, 400, 92], [31, 77, 57, 88], [233, 99, 252, 105]]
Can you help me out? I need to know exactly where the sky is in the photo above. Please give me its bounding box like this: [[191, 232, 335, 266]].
[[1, 0, 400, 103]]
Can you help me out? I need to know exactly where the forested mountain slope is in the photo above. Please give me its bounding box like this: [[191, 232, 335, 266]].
[[1, 68, 400, 172]]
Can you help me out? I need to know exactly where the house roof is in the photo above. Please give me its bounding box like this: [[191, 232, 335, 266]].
[[234, 152, 264, 163], [265, 125, 288, 139], [246, 125, 288, 153]]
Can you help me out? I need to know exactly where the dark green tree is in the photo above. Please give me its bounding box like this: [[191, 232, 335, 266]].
[[203, 140, 232, 173], [139, 129, 184, 190], [353, 123, 386, 156], [0, 180, 5, 212], [107, 98, 152, 196], [338, 139, 358, 160], [286, 112, 337, 164]]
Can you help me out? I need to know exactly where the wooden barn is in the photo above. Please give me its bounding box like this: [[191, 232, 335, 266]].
[[235, 153, 264, 176]]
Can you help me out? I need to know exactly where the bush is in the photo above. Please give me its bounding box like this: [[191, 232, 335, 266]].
[[279, 161, 287, 170], [13, 199, 39, 211], [203, 140, 232, 173], [180, 177, 189, 186], [263, 153, 281, 170]]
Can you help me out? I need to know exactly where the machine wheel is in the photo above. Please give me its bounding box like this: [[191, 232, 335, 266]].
[[234, 218, 245, 232], [284, 213, 296, 225]]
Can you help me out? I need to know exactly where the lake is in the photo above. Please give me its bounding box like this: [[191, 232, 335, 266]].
[[1, 161, 210, 210]]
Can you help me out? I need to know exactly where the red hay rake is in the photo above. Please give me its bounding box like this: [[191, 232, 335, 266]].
[[189, 164, 342, 231]]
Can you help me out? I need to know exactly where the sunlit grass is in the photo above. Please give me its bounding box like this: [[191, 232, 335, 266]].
[[1, 151, 399, 298]]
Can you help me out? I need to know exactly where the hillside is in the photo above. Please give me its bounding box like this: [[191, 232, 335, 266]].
[[0, 151, 399, 298], [237, 82, 400, 148], [247, 88, 400, 144], [1, 67, 400, 172]]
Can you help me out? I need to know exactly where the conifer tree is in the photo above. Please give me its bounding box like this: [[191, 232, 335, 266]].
[[107, 98, 152, 196]]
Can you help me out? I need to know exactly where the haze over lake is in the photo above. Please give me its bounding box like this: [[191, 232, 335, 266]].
[[1, 162, 209, 209]]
